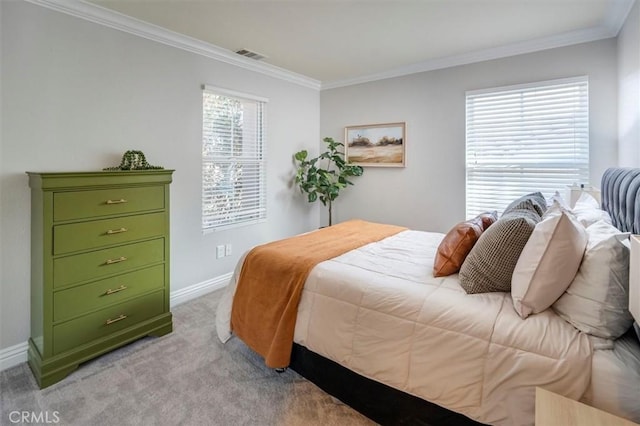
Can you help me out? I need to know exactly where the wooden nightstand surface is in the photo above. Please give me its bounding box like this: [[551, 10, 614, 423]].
[[535, 388, 639, 426]]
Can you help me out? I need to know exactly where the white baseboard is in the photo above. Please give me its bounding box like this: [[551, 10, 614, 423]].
[[0, 273, 232, 373], [170, 272, 232, 307], [0, 341, 29, 372]]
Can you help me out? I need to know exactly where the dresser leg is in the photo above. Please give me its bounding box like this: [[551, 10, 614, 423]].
[[147, 321, 173, 337], [38, 364, 80, 389], [28, 344, 80, 389]]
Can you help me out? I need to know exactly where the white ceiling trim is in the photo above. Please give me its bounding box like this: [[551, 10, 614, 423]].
[[321, 0, 636, 90], [24, 0, 322, 91], [604, 0, 637, 35], [25, 0, 636, 92], [322, 24, 619, 90]]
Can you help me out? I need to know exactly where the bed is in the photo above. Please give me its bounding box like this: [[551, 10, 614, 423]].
[[216, 167, 640, 426]]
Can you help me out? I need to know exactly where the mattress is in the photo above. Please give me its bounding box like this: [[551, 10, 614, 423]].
[[217, 230, 593, 426]]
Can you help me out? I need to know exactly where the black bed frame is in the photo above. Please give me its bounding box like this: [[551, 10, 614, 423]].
[[289, 343, 484, 426], [285, 167, 640, 426]]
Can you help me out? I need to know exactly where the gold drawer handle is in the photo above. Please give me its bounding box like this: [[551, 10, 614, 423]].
[[105, 256, 127, 265], [104, 285, 127, 295], [105, 314, 127, 325], [106, 199, 127, 205], [106, 227, 128, 235]]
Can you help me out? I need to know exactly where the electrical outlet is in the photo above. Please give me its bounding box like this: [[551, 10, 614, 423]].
[[225, 244, 232, 256], [216, 245, 225, 259]]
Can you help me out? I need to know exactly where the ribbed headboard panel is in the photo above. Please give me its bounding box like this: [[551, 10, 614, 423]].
[[601, 168, 640, 234]]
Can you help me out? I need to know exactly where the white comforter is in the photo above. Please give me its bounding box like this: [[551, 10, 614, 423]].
[[217, 230, 592, 426]]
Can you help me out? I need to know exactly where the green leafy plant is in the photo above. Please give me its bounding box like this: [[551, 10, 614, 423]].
[[294, 137, 364, 226], [103, 150, 164, 171]]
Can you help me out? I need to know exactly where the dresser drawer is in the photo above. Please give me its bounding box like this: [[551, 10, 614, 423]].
[[53, 265, 165, 322], [53, 238, 164, 288], [53, 212, 164, 255], [53, 291, 165, 355], [53, 186, 165, 221]]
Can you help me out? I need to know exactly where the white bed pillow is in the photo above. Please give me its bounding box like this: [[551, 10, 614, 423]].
[[511, 211, 587, 319], [571, 192, 612, 227], [543, 198, 573, 220], [574, 190, 600, 209], [546, 190, 570, 210], [552, 220, 633, 339]]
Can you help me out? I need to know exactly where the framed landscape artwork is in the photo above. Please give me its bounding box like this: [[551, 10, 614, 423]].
[[345, 122, 406, 167]]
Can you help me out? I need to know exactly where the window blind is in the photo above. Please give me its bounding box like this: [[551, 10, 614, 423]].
[[465, 76, 589, 218], [202, 86, 267, 231]]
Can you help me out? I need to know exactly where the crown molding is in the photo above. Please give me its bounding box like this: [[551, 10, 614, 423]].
[[24, 0, 322, 91], [24, 0, 635, 92], [604, 0, 637, 36], [322, 0, 636, 90], [322, 25, 617, 90]]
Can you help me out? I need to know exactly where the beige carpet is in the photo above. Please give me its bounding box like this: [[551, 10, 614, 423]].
[[0, 289, 374, 426]]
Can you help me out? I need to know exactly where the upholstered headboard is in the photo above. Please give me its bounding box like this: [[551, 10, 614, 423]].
[[601, 168, 640, 234]]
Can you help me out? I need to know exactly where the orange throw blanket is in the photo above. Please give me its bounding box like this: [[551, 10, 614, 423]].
[[230, 219, 407, 368]]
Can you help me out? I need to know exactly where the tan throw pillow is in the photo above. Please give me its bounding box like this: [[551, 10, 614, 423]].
[[511, 212, 587, 319], [459, 209, 540, 294], [433, 217, 484, 277]]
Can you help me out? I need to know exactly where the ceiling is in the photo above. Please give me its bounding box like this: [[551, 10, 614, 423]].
[[87, 0, 634, 87]]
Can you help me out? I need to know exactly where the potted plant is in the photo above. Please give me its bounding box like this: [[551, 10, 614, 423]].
[[294, 137, 364, 226]]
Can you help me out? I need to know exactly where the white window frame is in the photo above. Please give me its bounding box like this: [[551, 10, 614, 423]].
[[202, 85, 267, 232], [465, 76, 589, 218]]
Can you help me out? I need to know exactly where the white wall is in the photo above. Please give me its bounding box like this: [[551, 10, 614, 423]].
[[0, 0, 4, 350], [321, 39, 618, 232], [0, 2, 320, 350], [618, 0, 640, 167]]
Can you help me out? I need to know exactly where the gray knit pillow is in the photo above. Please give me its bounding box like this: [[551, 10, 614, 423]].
[[459, 209, 541, 294], [503, 192, 547, 217]]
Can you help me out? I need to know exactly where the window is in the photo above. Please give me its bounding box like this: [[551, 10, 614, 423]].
[[465, 76, 589, 218], [202, 86, 267, 231]]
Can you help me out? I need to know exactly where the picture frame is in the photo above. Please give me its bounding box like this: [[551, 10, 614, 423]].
[[345, 122, 406, 167]]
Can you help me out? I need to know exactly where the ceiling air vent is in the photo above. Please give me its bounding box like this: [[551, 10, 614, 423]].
[[235, 49, 267, 61]]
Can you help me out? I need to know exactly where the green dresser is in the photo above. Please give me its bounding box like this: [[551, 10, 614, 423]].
[[27, 170, 174, 388]]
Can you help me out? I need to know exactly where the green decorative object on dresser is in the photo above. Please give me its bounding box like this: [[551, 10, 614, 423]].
[[26, 170, 174, 388]]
